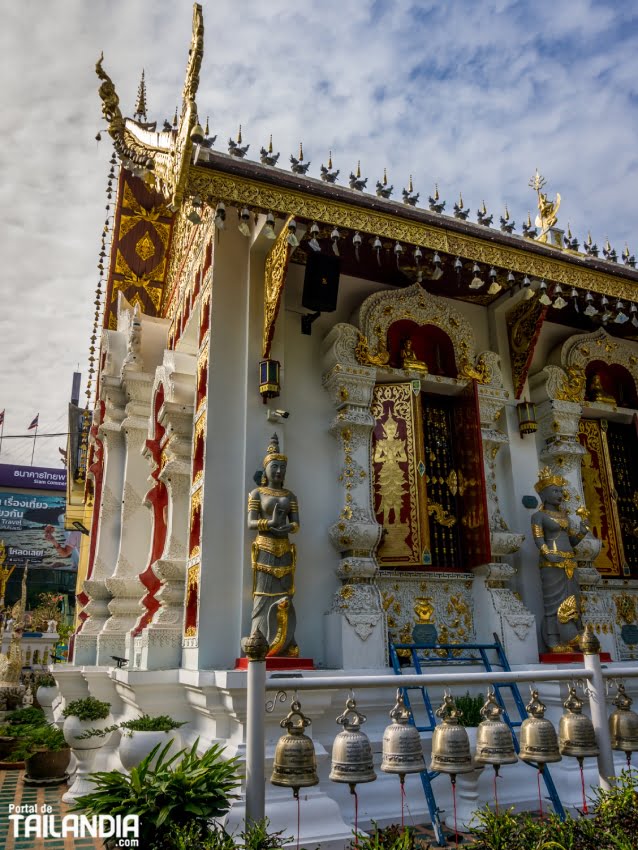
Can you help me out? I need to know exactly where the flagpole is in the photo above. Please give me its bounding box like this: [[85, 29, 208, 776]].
[[30, 422, 38, 466]]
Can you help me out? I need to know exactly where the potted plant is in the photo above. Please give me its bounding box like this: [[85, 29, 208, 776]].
[[35, 672, 59, 720], [11, 723, 70, 784], [72, 740, 240, 849], [0, 706, 48, 764], [118, 714, 186, 771], [61, 696, 113, 803]]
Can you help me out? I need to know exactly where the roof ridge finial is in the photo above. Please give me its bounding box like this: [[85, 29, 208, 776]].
[[356, 160, 361, 178], [299, 141, 304, 161], [268, 134, 273, 154], [328, 150, 333, 169], [408, 174, 413, 192], [134, 68, 147, 121], [504, 203, 509, 220], [172, 105, 178, 127], [237, 124, 242, 144], [383, 167, 388, 186], [204, 116, 209, 136], [434, 182, 439, 201]]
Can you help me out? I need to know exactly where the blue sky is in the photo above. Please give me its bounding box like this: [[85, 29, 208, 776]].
[[0, 0, 637, 465]]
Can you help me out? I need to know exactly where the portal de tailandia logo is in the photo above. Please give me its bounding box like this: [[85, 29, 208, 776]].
[[8, 803, 139, 845]]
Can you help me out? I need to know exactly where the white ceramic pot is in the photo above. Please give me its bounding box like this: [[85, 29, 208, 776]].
[[62, 714, 114, 803], [119, 729, 184, 771], [36, 685, 59, 722]]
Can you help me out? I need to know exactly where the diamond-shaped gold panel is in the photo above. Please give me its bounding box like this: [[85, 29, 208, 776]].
[[135, 232, 156, 261]]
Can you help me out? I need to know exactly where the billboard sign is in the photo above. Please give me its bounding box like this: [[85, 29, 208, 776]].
[[0, 491, 79, 570], [0, 464, 66, 492]]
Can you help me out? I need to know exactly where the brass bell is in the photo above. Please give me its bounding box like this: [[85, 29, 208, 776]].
[[429, 692, 474, 776], [558, 684, 599, 761], [381, 689, 425, 776], [329, 696, 376, 788], [609, 683, 638, 755], [271, 699, 319, 795], [474, 690, 518, 772], [519, 689, 561, 764]]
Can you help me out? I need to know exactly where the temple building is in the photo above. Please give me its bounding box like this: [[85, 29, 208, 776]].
[[60, 4, 638, 843]]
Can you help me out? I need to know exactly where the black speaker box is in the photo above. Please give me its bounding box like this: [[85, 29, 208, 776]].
[[302, 252, 340, 313]]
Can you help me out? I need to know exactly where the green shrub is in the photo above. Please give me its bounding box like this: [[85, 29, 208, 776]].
[[454, 692, 485, 727], [73, 740, 240, 849], [62, 697, 110, 721], [6, 706, 47, 727], [36, 672, 56, 688], [7, 724, 68, 761], [120, 714, 185, 734], [351, 822, 417, 850]]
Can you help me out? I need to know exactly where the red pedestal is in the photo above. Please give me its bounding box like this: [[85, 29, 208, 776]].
[[234, 657, 315, 671], [539, 652, 612, 664]]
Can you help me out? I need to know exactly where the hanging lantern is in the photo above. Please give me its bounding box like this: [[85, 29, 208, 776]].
[[609, 683, 638, 756], [516, 401, 537, 436], [429, 693, 474, 776], [271, 699, 319, 796], [329, 696, 376, 788], [474, 690, 517, 772], [259, 359, 280, 403], [558, 684, 599, 761], [381, 690, 425, 776], [519, 689, 561, 764]]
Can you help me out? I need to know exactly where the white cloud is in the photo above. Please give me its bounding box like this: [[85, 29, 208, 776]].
[[1, 0, 637, 465]]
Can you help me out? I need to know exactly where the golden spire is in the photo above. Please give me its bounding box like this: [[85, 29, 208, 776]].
[[586, 231, 593, 246], [567, 222, 572, 238], [383, 168, 388, 186], [172, 105, 178, 127], [526, 211, 532, 227], [328, 150, 333, 169], [408, 174, 413, 192], [204, 116, 209, 136], [134, 69, 147, 121], [623, 243, 630, 260], [434, 183, 440, 201], [237, 124, 242, 144], [356, 160, 361, 178], [605, 237, 611, 251], [504, 203, 510, 221], [459, 192, 464, 207], [268, 134, 273, 153], [298, 141, 304, 161], [481, 200, 487, 214]]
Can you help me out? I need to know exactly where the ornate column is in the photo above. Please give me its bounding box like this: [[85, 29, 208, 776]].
[[74, 377, 126, 665], [134, 398, 193, 669], [322, 324, 386, 668], [96, 367, 154, 664], [472, 355, 536, 663]]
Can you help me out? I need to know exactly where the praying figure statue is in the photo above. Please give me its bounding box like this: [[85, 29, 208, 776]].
[[247, 434, 300, 657], [531, 467, 590, 652]]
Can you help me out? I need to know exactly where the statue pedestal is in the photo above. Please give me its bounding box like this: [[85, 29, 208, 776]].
[[539, 651, 611, 664], [234, 657, 314, 671]]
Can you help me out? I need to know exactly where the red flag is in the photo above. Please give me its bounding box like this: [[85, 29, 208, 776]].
[[28, 414, 39, 430], [0, 410, 4, 426]]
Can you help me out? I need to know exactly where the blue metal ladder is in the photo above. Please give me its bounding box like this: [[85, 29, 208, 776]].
[[389, 634, 565, 846]]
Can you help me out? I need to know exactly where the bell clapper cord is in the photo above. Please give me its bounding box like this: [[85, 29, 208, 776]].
[[537, 765, 544, 820], [493, 765, 500, 814], [349, 783, 359, 846], [450, 774, 459, 849], [578, 756, 588, 814], [293, 787, 300, 850], [399, 773, 406, 828]]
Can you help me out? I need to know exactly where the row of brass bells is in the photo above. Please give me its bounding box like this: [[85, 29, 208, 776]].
[[330, 696, 376, 787], [519, 689, 561, 764], [474, 690, 517, 771], [381, 689, 426, 777], [609, 683, 638, 755], [271, 699, 319, 796], [558, 684, 599, 761], [429, 692, 474, 776]]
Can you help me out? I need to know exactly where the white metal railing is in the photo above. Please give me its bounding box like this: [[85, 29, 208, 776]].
[[242, 642, 638, 829]]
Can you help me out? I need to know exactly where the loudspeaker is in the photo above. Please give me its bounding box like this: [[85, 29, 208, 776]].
[[302, 252, 340, 313]]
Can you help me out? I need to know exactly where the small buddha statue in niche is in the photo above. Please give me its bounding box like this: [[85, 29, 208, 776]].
[[588, 372, 616, 405], [400, 339, 428, 374]]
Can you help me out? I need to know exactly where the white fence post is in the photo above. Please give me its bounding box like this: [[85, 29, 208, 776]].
[[581, 627, 615, 790], [241, 630, 268, 828]]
